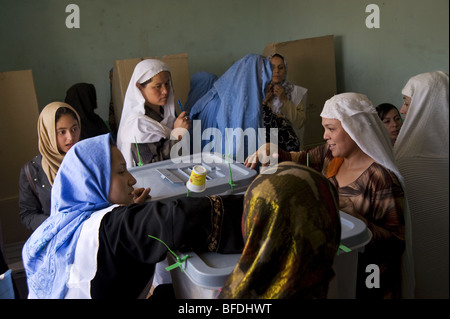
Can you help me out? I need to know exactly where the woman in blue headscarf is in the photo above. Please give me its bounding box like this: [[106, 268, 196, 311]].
[[184, 71, 218, 112], [189, 54, 273, 162], [22, 133, 244, 299], [189, 53, 305, 162]]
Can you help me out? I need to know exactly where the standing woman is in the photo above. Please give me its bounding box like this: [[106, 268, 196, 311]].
[[263, 53, 307, 147], [64, 82, 110, 140], [116, 59, 190, 168], [394, 71, 449, 298], [376, 103, 403, 146], [189, 54, 273, 161], [19, 102, 81, 231], [246, 93, 415, 299]]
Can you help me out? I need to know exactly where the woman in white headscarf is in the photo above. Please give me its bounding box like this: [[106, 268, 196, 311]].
[[394, 71, 449, 299], [116, 59, 190, 168], [245, 92, 415, 299]]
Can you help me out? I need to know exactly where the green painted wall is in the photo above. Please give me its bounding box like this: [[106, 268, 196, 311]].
[[1, 0, 448, 121]]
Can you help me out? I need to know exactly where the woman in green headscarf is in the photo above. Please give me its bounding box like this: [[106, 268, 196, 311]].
[[218, 162, 341, 299]]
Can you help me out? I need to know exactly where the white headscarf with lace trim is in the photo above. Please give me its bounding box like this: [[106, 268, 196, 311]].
[[395, 71, 449, 158], [320, 92, 415, 298]]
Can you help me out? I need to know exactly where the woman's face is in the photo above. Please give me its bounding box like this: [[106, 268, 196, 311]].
[[137, 71, 171, 107], [400, 95, 411, 117], [56, 114, 80, 154], [382, 108, 403, 145], [322, 118, 358, 157], [270, 56, 286, 84], [108, 146, 137, 206]]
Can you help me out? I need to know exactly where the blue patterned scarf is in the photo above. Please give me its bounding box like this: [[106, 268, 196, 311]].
[[22, 134, 113, 298]]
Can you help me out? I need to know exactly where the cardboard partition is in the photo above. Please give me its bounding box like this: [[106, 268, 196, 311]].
[[0, 69, 39, 243], [161, 53, 191, 111], [263, 35, 337, 149], [111, 53, 190, 126]]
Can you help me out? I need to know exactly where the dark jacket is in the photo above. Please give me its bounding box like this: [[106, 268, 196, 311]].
[[18, 155, 52, 231]]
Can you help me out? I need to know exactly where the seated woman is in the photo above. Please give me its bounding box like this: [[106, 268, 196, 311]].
[[64, 82, 110, 140], [22, 133, 244, 299], [262, 53, 307, 150], [218, 162, 341, 299], [245, 93, 415, 299], [116, 59, 190, 168], [394, 71, 449, 298], [19, 102, 81, 231], [376, 103, 403, 146]]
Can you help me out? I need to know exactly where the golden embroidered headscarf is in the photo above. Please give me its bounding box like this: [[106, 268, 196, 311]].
[[218, 162, 341, 299], [38, 102, 80, 185]]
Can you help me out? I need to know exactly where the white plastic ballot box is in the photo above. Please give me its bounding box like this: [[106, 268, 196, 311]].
[[168, 211, 372, 299], [128, 153, 258, 202]]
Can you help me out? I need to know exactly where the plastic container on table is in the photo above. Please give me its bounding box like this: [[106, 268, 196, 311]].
[[168, 211, 372, 299], [128, 152, 258, 202]]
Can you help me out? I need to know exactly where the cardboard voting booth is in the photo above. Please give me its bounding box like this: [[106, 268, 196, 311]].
[[0, 70, 38, 243], [111, 35, 336, 151], [168, 211, 371, 299], [111, 53, 190, 126]]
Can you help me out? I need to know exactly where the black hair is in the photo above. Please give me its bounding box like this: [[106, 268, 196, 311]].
[[140, 78, 153, 87], [55, 106, 79, 125], [139, 71, 172, 88], [376, 103, 399, 121]]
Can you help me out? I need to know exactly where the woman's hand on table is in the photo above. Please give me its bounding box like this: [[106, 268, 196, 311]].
[[132, 187, 151, 204], [244, 143, 281, 170]]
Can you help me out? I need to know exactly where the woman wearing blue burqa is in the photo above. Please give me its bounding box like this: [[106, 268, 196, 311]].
[[188, 54, 299, 162]]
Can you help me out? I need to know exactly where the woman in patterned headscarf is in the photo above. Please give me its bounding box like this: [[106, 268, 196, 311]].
[[245, 93, 415, 299], [262, 53, 308, 150], [218, 162, 341, 299]]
